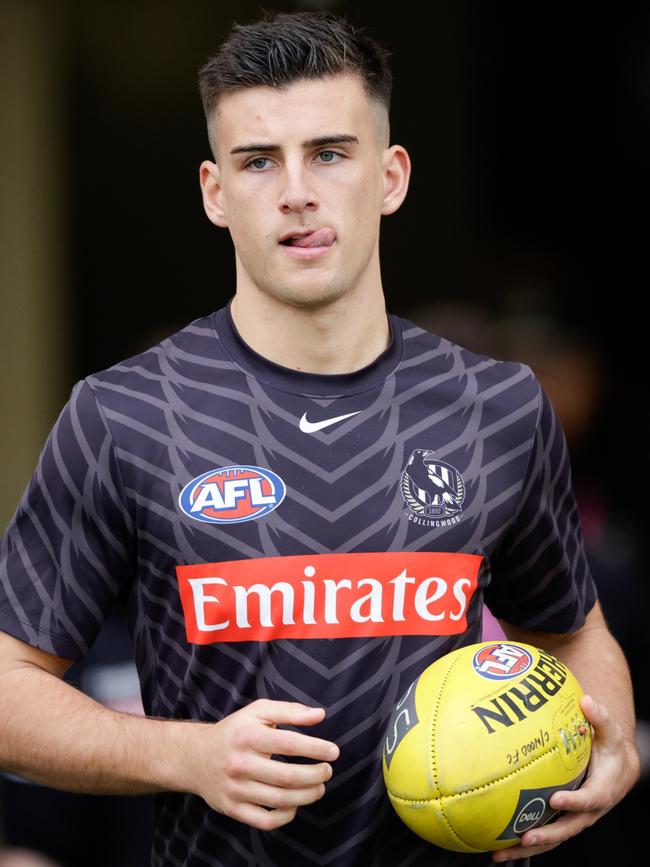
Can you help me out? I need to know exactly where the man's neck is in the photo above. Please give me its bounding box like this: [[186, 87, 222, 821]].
[[229, 286, 390, 375]]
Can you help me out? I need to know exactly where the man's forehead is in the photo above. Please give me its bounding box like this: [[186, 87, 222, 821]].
[[213, 73, 378, 142]]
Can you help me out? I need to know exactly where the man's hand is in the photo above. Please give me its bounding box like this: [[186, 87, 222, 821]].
[[185, 700, 339, 831], [492, 693, 641, 862]]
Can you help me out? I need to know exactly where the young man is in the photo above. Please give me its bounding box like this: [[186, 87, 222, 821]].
[[0, 10, 640, 867]]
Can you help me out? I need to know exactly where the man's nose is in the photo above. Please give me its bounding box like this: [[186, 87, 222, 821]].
[[278, 161, 317, 213]]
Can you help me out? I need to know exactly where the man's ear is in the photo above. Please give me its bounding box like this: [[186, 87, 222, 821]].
[[199, 160, 228, 228], [381, 145, 412, 216]]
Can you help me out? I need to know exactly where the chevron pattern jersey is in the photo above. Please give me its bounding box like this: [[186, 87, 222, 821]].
[[0, 303, 597, 866]]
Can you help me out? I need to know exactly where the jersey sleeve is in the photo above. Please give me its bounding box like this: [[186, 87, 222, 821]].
[[485, 376, 598, 632], [0, 380, 135, 660]]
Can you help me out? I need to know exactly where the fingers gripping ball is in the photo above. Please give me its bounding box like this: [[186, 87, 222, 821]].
[[382, 641, 592, 853]]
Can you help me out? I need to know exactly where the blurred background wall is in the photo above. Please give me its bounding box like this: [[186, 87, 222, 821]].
[[0, 1, 647, 864], [0, 1, 69, 532]]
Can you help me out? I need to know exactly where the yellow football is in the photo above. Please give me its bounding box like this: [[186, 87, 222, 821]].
[[382, 640, 592, 852]]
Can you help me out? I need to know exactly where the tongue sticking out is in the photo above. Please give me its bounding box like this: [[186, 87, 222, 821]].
[[287, 227, 336, 248]]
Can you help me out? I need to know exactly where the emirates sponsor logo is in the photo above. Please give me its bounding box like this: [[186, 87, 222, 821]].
[[175, 551, 482, 644]]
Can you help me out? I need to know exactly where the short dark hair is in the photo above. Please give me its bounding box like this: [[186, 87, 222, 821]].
[[198, 10, 393, 122]]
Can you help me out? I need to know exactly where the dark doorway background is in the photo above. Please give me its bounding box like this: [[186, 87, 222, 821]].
[[68, 3, 647, 366]]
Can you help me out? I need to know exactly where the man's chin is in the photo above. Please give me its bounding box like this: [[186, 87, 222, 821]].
[[262, 280, 349, 310]]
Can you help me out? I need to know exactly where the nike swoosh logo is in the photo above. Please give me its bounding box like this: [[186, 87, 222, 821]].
[[299, 411, 362, 433]]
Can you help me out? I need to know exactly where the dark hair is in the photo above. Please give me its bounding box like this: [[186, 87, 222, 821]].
[[198, 10, 393, 121]]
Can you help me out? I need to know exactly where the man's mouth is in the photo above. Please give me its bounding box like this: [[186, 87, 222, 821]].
[[279, 227, 336, 248]]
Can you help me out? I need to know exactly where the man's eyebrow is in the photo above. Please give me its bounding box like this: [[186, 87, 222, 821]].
[[306, 134, 359, 148], [230, 134, 359, 155]]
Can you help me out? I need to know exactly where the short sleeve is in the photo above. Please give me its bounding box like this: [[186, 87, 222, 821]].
[[485, 379, 598, 632], [0, 380, 135, 660]]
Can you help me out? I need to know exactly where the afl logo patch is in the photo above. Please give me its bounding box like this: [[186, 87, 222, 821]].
[[472, 643, 534, 680], [179, 466, 286, 524]]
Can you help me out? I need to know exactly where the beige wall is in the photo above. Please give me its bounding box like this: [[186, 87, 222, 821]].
[[0, 2, 69, 532]]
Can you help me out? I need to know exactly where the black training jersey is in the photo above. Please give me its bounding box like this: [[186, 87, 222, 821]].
[[0, 304, 597, 867]]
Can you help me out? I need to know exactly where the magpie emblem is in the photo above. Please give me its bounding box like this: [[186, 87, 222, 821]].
[[401, 449, 466, 519]]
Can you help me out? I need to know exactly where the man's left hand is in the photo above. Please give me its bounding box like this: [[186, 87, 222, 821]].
[[492, 693, 640, 862]]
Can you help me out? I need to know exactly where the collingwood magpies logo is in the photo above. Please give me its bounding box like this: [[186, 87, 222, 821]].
[[401, 449, 466, 526]]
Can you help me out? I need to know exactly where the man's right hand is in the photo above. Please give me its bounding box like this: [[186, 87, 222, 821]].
[[0, 633, 338, 829], [186, 700, 339, 830]]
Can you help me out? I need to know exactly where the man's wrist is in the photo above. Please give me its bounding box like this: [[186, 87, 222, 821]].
[[148, 715, 211, 794]]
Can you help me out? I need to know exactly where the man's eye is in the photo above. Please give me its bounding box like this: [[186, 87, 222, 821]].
[[318, 151, 342, 163], [246, 157, 272, 171]]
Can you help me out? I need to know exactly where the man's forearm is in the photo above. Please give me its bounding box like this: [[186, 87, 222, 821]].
[[0, 660, 340, 831], [0, 664, 193, 795], [548, 616, 637, 746]]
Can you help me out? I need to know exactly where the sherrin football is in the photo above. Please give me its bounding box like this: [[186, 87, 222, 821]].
[[382, 641, 592, 852]]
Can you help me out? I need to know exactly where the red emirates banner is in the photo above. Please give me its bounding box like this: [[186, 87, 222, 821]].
[[176, 551, 483, 644]]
